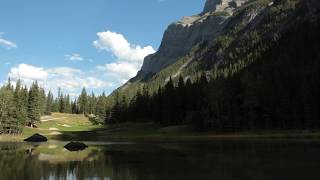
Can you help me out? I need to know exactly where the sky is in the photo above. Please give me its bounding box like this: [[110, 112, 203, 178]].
[[0, 0, 205, 97]]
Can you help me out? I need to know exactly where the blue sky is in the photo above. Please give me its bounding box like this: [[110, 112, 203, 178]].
[[0, 0, 205, 96]]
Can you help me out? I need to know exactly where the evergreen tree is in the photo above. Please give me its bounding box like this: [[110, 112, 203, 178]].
[[13, 79, 27, 126], [0, 87, 16, 134], [59, 92, 65, 113], [27, 82, 41, 124], [71, 100, 79, 114], [95, 95, 106, 124], [88, 93, 96, 115], [39, 88, 46, 115], [78, 88, 88, 115], [65, 94, 72, 113], [45, 91, 53, 115], [107, 92, 121, 124]]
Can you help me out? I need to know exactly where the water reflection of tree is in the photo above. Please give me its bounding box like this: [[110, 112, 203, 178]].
[[0, 144, 111, 180]]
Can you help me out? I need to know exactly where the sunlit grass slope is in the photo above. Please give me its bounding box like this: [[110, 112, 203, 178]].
[[22, 113, 101, 139]]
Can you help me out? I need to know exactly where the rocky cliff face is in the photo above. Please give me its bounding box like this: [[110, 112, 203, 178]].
[[136, 0, 249, 79], [202, 0, 248, 14]]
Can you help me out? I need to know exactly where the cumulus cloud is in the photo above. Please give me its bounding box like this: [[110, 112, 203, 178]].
[[94, 31, 155, 62], [46, 67, 107, 89], [97, 62, 138, 84], [93, 30, 155, 85], [65, 53, 84, 61], [8, 64, 48, 84], [7, 64, 110, 95], [0, 33, 17, 49]]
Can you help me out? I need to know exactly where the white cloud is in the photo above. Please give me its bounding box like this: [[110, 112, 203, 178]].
[[46, 67, 108, 89], [7, 64, 111, 95], [65, 53, 84, 61], [0, 33, 17, 49], [0, 39, 17, 49], [8, 64, 48, 84], [97, 62, 139, 84], [93, 30, 155, 85], [94, 31, 155, 63]]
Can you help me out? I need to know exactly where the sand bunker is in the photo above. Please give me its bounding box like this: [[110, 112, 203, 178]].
[[49, 132, 62, 135]]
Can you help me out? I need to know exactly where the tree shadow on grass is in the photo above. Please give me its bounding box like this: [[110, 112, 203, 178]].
[[51, 123, 161, 142], [52, 126, 109, 141]]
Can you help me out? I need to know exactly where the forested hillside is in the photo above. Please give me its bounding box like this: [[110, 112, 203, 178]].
[[105, 0, 320, 131], [109, 19, 320, 131]]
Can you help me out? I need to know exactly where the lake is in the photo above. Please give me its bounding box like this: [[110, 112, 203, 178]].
[[0, 140, 319, 180]]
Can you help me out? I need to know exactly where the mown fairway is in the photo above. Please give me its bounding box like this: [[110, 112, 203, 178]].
[[22, 113, 100, 140]]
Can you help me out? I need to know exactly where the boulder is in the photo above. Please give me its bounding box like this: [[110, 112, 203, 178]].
[[24, 133, 47, 142], [64, 142, 88, 151]]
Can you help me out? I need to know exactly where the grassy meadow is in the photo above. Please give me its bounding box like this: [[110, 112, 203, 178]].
[[1, 112, 320, 142], [0, 113, 101, 142]]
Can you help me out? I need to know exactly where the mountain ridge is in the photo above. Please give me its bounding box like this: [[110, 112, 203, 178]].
[[135, 0, 249, 80], [111, 0, 320, 103]]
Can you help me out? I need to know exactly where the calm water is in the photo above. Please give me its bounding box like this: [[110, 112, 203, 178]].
[[0, 140, 319, 180]]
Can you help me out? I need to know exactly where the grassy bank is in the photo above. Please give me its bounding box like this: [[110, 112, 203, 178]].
[[0, 113, 100, 142], [1, 113, 320, 142], [55, 123, 320, 142]]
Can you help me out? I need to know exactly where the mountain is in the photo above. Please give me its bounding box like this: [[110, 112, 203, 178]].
[[106, 0, 320, 131], [113, 0, 319, 99], [135, 0, 249, 79]]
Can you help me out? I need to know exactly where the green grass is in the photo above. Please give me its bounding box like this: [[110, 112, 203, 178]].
[[51, 121, 320, 142], [1, 113, 101, 142], [2, 113, 320, 142]]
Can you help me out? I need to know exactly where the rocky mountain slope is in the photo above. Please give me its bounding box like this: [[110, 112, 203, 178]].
[[136, 0, 249, 79], [113, 0, 320, 101]]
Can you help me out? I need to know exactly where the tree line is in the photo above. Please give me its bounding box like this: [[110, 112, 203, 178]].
[[0, 80, 48, 134], [0, 79, 112, 135]]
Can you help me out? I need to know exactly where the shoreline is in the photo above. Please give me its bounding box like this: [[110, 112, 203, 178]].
[[1, 130, 320, 143]]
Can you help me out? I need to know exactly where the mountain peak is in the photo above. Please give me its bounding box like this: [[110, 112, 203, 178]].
[[135, 0, 250, 79], [202, 0, 248, 14]]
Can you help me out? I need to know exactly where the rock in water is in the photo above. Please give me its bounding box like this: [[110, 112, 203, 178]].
[[24, 133, 48, 142], [64, 142, 88, 151]]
